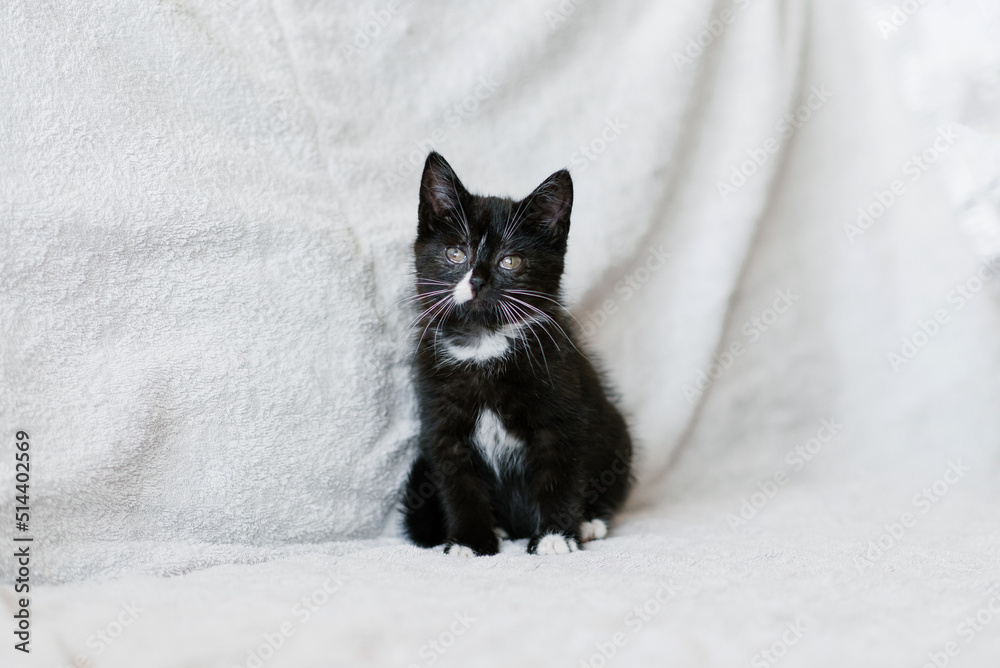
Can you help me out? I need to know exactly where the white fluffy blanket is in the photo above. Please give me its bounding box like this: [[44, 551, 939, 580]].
[[2, 0, 1000, 666]]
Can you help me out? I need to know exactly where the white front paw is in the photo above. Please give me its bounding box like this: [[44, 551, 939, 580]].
[[580, 519, 608, 542], [535, 533, 580, 555], [445, 544, 475, 558]]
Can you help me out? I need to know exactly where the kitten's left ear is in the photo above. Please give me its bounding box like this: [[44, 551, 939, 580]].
[[524, 170, 573, 241]]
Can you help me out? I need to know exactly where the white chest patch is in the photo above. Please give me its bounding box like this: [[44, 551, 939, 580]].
[[445, 330, 512, 363], [442, 322, 525, 364], [473, 409, 524, 477]]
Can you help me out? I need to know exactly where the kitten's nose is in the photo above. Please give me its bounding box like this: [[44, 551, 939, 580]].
[[470, 276, 486, 297]]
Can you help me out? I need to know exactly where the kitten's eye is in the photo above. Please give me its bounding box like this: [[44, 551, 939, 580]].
[[445, 246, 467, 264], [499, 255, 522, 271]]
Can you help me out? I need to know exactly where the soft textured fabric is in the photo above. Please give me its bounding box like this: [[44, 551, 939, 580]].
[[1, 0, 808, 580], [2, 0, 1000, 666]]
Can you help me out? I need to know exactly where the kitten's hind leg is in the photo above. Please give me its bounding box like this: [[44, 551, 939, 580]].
[[401, 454, 448, 548], [581, 432, 632, 543]]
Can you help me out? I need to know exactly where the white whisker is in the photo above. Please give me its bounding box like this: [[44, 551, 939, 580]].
[[503, 299, 553, 383], [503, 294, 585, 358], [384, 289, 451, 317], [506, 289, 586, 329], [414, 295, 453, 352]]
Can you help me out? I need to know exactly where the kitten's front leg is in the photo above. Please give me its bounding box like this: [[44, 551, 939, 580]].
[[432, 437, 500, 557], [527, 431, 583, 556]]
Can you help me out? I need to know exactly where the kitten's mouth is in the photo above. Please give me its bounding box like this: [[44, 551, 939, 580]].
[[450, 299, 508, 328], [456, 294, 486, 309]]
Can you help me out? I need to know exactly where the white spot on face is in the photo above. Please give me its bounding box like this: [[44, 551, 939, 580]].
[[452, 270, 474, 305], [580, 519, 608, 542], [534, 533, 579, 555], [473, 409, 524, 477], [445, 544, 475, 558]]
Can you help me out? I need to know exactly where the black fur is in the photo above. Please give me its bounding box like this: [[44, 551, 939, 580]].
[[401, 152, 633, 556]]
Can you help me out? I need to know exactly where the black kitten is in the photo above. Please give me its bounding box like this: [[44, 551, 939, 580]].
[[401, 152, 633, 557]]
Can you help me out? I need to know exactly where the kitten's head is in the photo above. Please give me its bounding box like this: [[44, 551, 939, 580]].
[[413, 152, 573, 331]]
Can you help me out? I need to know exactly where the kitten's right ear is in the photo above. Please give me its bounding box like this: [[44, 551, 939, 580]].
[[418, 152, 466, 235], [523, 169, 573, 242]]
